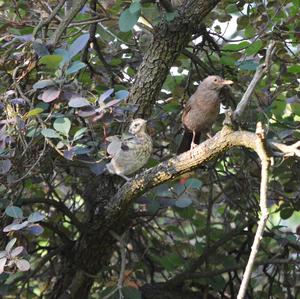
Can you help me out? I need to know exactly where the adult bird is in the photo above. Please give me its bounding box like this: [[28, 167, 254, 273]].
[[106, 118, 153, 180], [177, 75, 233, 154]]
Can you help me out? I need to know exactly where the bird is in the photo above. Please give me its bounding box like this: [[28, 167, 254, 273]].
[[106, 118, 153, 181], [177, 75, 233, 154]]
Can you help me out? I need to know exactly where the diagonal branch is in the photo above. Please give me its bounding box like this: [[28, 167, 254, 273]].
[[48, 0, 88, 47], [233, 41, 276, 121]]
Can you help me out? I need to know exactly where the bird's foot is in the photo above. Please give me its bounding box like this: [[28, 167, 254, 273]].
[[190, 141, 198, 151], [206, 133, 213, 139], [118, 173, 131, 181]]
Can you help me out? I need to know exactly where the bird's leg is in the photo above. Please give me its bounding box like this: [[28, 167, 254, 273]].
[[118, 173, 131, 181], [190, 131, 198, 150], [206, 132, 213, 139]]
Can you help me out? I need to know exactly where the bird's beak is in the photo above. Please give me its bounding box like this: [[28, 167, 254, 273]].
[[222, 80, 233, 85]]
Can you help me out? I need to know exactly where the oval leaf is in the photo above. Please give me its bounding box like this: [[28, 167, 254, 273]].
[[73, 127, 88, 141], [26, 108, 44, 117], [66, 61, 86, 75], [5, 238, 17, 252], [0, 159, 12, 174], [39, 55, 63, 69], [3, 221, 29, 232], [27, 224, 44, 236], [42, 88, 60, 103], [115, 90, 129, 100], [0, 251, 7, 259], [99, 88, 114, 103], [53, 117, 71, 136], [129, 1, 141, 13], [15, 259, 30, 272], [33, 79, 56, 89], [41, 128, 61, 139], [175, 198, 193, 208], [5, 206, 23, 219], [68, 33, 90, 59], [0, 257, 7, 274], [245, 39, 263, 55], [11, 246, 24, 257], [28, 212, 45, 223], [119, 8, 140, 32], [68, 97, 90, 108]]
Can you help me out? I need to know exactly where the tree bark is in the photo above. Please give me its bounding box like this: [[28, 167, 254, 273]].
[[129, 0, 220, 118]]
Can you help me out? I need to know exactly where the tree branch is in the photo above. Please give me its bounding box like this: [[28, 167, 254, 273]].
[[237, 122, 270, 299], [233, 41, 276, 121], [128, 0, 220, 118], [48, 0, 88, 47]]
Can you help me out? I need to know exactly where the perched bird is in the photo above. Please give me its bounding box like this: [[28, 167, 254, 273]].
[[106, 118, 153, 180], [177, 75, 233, 153]]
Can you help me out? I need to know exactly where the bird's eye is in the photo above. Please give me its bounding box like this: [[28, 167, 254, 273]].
[[214, 78, 218, 82]]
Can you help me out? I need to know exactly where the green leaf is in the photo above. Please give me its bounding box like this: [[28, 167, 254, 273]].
[[245, 39, 263, 55], [280, 208, 294, 219], [158, 252, 183, 271], [115, 90, 129, 99], [123, 287, 142, 299], [26, 108, 44, 117], [223, 41, 249, 51], [53, 117, 71, 136], [28, 212, 45, 223], [165, 11, 178, 22], [66, 61, 86, 75], [184, 178, 202, 189], [238, 60, 258, 71], [39, 55, 63, 69], [5, 238, 17, 252], [129, 1, 141, 14], [119, 8, 140, 32], [41, 128, 61, 139], [33, 79, 56, 89], [220, 55, 236, 66], [175, 198, 193, 208], [68, 33, 90, 59], [68, 97, 90, 108], [73, 127, 88, 141], [287, 65, 300, 74], [5, 206, 23, 219]]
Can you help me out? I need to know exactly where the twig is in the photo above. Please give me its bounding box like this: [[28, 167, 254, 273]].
[[268, 140, 300, 157], [33, 0, 66, 38], [237, 122, 270, 299], [102, 231, 127, 299], [233, 41, 276, 121], [48, 0, 88, 47]]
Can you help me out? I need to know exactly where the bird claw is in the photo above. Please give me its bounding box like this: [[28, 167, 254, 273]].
[[190, 142, 197, 151]]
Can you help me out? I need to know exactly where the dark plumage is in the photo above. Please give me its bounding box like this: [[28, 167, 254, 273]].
[[177, 75, 233, 153]]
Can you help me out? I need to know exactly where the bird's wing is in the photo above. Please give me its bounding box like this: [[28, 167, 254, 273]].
[[107, 135, 122, 156], [121, 135, 143, 151], [182, 101, 192, 122]]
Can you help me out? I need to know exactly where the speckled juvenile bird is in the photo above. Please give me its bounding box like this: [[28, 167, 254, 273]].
[[106, 118, 153, 181], [177, 75, 233, 153]]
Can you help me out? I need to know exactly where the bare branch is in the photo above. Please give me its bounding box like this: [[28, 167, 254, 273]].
[[233, 41, 276, 121], [48, 0, 88, 47], [268, 140, 300, 157], [237, 122, 270, 299]]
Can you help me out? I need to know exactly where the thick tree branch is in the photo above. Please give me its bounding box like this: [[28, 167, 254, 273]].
[[108, 126, 257, 216], [128, 0, 220, 118]]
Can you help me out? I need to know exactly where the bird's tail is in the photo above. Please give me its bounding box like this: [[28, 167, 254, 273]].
[[177, 131, 200, 154]]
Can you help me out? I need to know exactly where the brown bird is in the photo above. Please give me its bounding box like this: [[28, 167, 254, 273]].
[[177, 75, 233, 154], [106, 118, 153, 180]]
